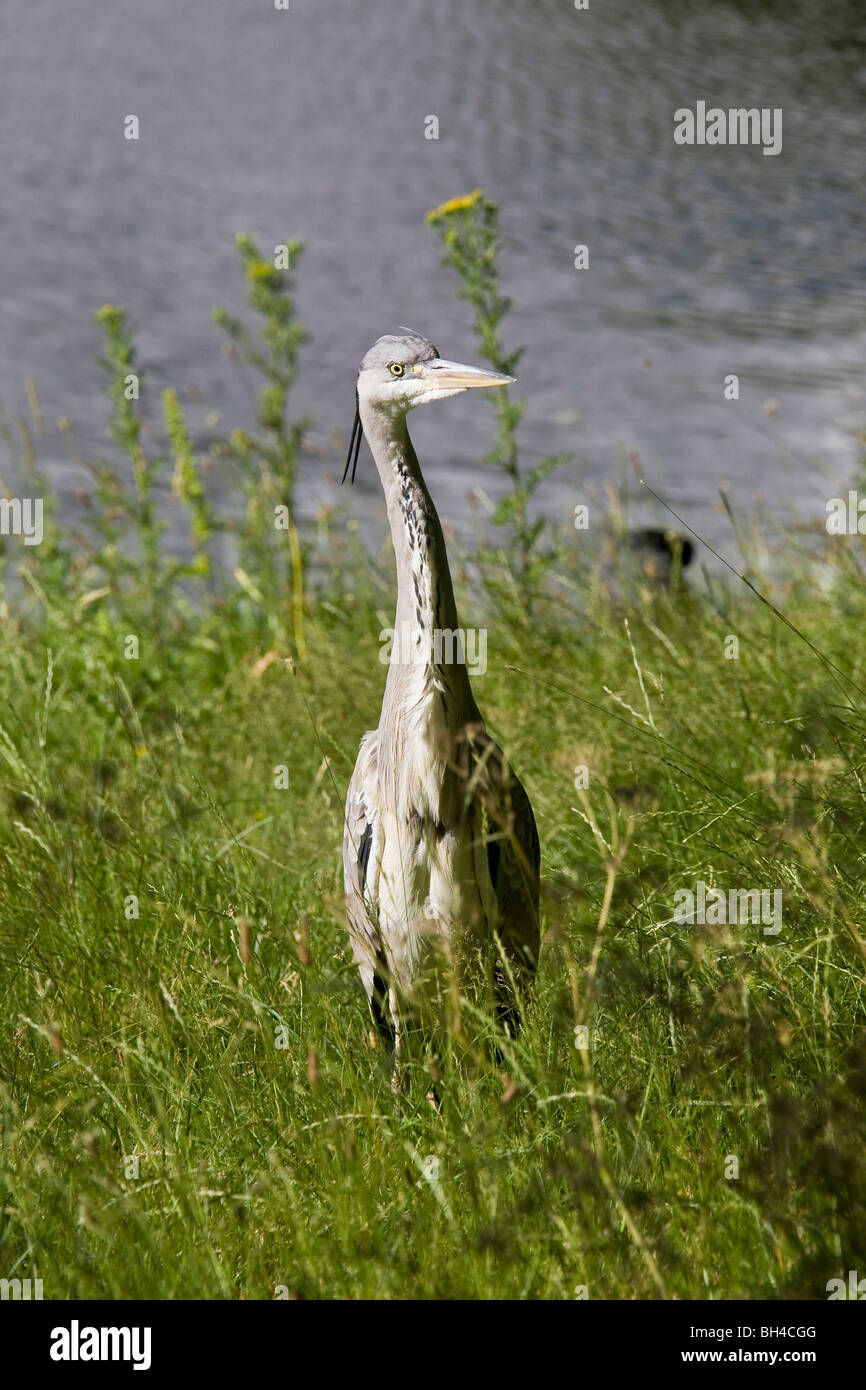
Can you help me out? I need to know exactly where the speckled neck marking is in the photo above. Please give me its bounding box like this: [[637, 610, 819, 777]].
[[359, 402, 480, 730]]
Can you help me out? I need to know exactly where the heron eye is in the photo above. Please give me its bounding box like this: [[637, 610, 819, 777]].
[[389, 363, 405, 377]]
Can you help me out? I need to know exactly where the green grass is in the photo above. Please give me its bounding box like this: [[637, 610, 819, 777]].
[[2, 486, 865, 1300], [1, 215, 865, 1300]]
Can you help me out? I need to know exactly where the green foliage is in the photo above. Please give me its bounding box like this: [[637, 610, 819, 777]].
[[162, 388, 214, 554], [212, 234, 307, 510], [67, 309, 219, 635], [75, 241, 310, 656], [0, 224, 865, 1301], [93, 304, 166, 613], [426, 191, 569, 602], [1, 518, 866, 1297], [211, 236, 309, 643]]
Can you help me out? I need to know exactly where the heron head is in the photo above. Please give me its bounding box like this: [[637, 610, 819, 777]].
[[342, 330, 515, 483]]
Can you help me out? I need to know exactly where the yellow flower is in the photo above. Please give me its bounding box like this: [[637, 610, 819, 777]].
[[425, 189, 484, 224], [248, 260, 280, 282]]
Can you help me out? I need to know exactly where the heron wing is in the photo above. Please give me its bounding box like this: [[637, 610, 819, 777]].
[[343, 730, 393, 1043], [466, 728, 540, 986]]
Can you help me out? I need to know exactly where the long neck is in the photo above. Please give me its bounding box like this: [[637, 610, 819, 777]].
[[361, 401, 480, 728]]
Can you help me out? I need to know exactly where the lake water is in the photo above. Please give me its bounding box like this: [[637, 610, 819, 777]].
[[1, 0, 864, 556]]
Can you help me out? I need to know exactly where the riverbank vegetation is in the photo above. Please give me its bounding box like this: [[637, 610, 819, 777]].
[[1, 196, 864, 1299]]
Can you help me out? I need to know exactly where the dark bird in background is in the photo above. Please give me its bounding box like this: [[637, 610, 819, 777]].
[[627, 527, 694, 584]]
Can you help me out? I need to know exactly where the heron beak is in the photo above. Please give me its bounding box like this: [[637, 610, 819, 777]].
[[421, 358, 515, 391]]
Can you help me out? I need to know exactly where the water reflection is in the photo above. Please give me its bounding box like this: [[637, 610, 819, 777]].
[[0, 0, 862, 551]]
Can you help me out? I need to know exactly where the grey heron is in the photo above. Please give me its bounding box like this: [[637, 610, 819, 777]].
[[341, 331, 540, 1078]]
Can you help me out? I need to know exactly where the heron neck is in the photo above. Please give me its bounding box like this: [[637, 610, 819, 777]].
[[361, 403, 481, 725]]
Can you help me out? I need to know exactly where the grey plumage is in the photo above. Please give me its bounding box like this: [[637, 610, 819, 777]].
[[341, 332, 540, 1071]]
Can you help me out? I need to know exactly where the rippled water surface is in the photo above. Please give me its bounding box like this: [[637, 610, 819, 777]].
[[1, 0, 864, 548]]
